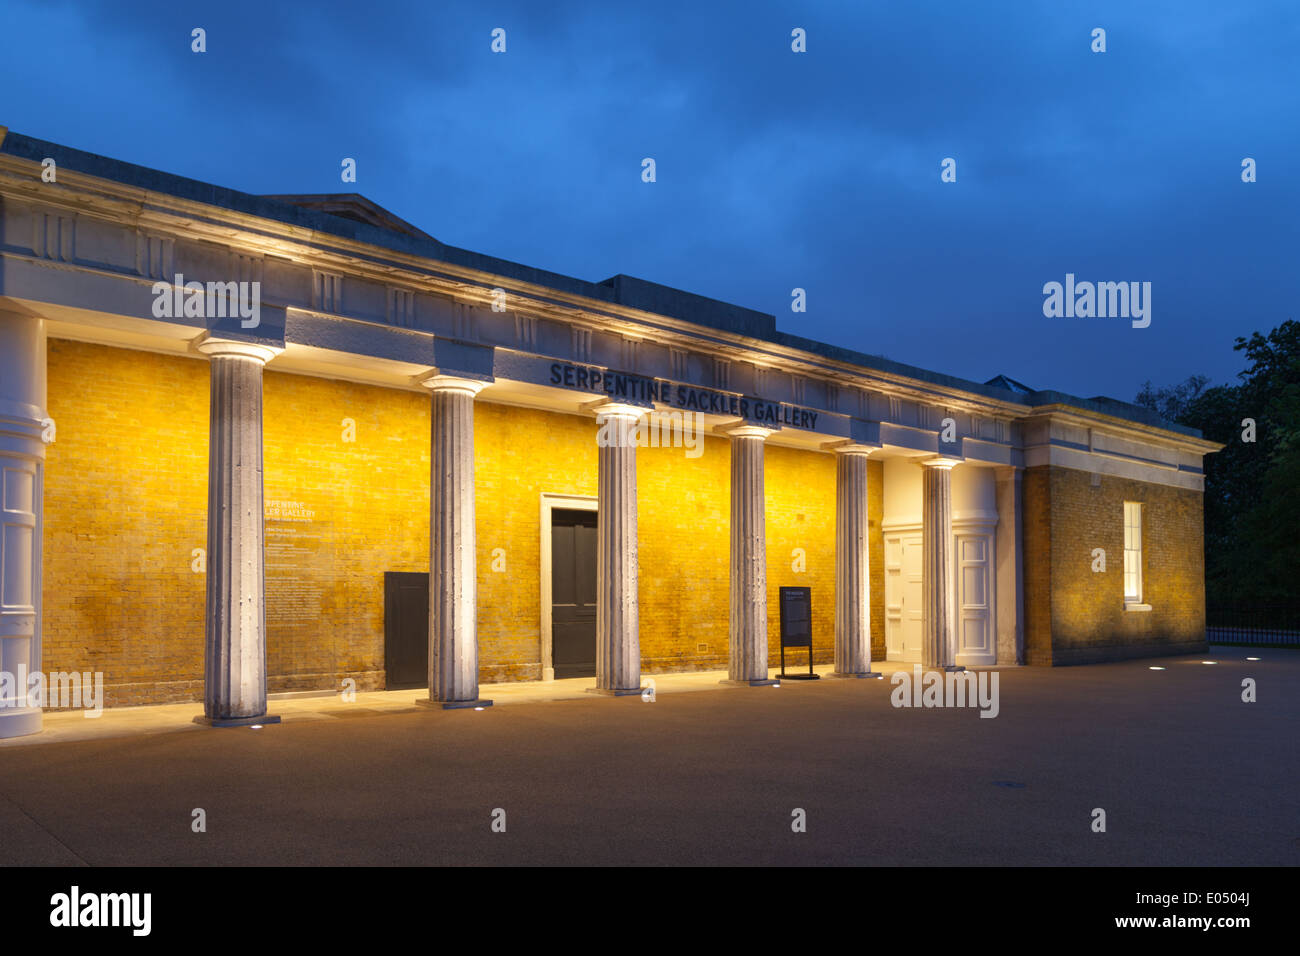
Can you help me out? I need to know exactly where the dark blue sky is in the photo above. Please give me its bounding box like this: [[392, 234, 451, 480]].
[[4, 0, 1297, 401]]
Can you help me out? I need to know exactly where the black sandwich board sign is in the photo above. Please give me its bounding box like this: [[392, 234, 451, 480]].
[[778, 586, 819, 680]]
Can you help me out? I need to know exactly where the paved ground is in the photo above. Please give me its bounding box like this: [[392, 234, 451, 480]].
[[0, 647, 1294, 866]]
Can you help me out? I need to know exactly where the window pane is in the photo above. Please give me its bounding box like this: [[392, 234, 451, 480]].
[[1123, 502, 1142, 602]]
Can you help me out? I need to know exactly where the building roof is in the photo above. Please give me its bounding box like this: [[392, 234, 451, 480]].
[[985, 374, 1035, 395], [0, 128, 1206, 439]]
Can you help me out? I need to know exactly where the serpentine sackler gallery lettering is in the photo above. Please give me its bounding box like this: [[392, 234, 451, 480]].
[[266, 499, 315, 521], [549, 362, 819, 430]]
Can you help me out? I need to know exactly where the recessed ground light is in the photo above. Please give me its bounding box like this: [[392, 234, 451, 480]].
[[474, 706, 485, 711], [1247, 657, 1261, 661], [1148, 666, 1165, 671], [250, 724, 263, 729], [1201, 660, 1218, 665]]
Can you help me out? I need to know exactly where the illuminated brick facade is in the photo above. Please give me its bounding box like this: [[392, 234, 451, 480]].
[[1023, 464, 1208, 665], [42, 341, 880, 705], [0, 128, 1221, 733]]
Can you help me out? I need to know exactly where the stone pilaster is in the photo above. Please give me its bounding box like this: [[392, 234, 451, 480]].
[[832, 444, 880, 677], [0, 310, 46, 738], [196, 338, 281, 726], [725, 425, 775, 685], [995, 465, 1025, 665], [921, 457, 960, 670], [423, 375, 491, 709], [591, 402, 643, 695]]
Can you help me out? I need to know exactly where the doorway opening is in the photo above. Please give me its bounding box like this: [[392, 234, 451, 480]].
[[549, 509, 598, 679], [384, 571, 428, 689], [539, 493, 599, 680]]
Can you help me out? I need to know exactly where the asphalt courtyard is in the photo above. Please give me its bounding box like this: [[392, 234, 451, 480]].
[[0, 647, 1294, 866]]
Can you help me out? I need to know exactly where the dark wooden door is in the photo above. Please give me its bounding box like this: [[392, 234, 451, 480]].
[[384, 571, 428, 689], [551, 509, 598, 679]]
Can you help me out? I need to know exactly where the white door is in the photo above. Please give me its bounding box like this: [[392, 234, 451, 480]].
[[954, 531, 996, 666], [885, 532, 924, 662]]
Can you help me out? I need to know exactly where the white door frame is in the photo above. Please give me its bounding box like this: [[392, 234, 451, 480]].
[[953, 512, 997, 667], [539, 493, 598, 682], [883, 520, 923, 662]]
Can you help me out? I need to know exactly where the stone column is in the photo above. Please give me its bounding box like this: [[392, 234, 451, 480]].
[[921, 457, 960, 670], [591, 402, 644, 695], [0, 310, 46, 738], [725, 425, 777, 685], [196, 338, 281, 726], [831, 445, 881, 678], [995, 466, 1025, 665], [422, 375, 491, 709]]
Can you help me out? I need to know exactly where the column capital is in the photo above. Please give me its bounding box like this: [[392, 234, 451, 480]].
[[921, 454, 963, 470], [826, 440, 881, 457], [419, 372, 490, 397], [194, 334, 281, 365], [589, 400, 647, 421], [722, 423, 773, 441]]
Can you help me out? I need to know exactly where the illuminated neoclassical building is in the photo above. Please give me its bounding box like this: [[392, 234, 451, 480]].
[[0, 128, 1221, 736]]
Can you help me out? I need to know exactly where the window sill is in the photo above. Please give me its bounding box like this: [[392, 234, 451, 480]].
[[1124, 602, 1152, 612]]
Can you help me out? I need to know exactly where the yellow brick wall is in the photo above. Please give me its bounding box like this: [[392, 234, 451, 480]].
[[763, 444, 837, 667], [475, 404, 596, 680], [43, 339, 208, 705], [636, 434, 732, 671], [44, 341, 849, 702], [1022, 464, 1207, 664], [637, 441, 881, 672], [1047, 465, 1207, 663], [1023, 466, 1053, 664], [261, 369, 429, 693]]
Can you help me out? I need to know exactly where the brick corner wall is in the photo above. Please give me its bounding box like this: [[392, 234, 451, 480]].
[[1032, 464, 1208, 665]]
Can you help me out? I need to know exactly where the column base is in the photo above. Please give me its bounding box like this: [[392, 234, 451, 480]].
[[585, 687, 644, 697], [827, 671, 884, 679], [719, 678, 781, 687], [193, 714, 281, 728], [0, 708, 43, 739], [416, 698, 494, 710]]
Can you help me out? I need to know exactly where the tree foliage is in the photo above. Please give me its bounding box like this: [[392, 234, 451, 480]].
[[1136, 320, 1300, 608]]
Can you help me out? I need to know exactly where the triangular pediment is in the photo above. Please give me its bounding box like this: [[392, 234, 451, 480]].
[[262, 193, 435, 241]]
